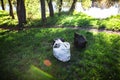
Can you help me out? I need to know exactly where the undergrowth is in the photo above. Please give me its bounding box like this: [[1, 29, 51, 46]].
[[0, 10, 120, 31]]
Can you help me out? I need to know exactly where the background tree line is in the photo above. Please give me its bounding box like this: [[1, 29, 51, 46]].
[[0, 0, 120, 29]]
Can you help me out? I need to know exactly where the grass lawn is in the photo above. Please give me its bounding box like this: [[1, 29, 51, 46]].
[[0, 28, 120, 80], [1, 10, 120, 31]]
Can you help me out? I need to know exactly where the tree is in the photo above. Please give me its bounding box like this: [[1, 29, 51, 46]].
[[69, 0, 77, 12], [93, 0, 117, 8], [47, 0, 54, 17], [1, 0, 5, 10], [8, 0, 15, 19], [91, 0, 96, 7], [16, 0, 26, 29], [40, 0, 46, 23], [117, 0, 120, 13], [58, 0, 63, 13]]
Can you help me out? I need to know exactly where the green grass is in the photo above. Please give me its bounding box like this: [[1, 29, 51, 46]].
[[45, 12, 120, 31], [0, 10, 120, 31], [98, 15, 120, 31], [0, 28, 120, 80], [0, 11, 17, 27], [29, 12, 120, 31]]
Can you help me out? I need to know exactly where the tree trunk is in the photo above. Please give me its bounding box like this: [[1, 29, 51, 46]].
[[40, 0, 46, 23], [47, 0, 54, 17], [58, 0, 63, 13], [8, 0, 15, 19], [17, 0, 26, 29], [1, 0, 5, 10], [118, 4, 120, 14], [92, 0, 95, 7], [69, 0, 77, 12]]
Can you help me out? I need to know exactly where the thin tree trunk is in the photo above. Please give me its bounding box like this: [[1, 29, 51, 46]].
[[1, 0, 5, 10], [118, 4, 120, 14], [8, 0, 15, 19], [92, 0, 95, 7], [69, 0, 77, 12], [58, 0, 63, 13], [47, 0, 54, 17], [17, 0, 26, 29], [40, 0, 46, 23]]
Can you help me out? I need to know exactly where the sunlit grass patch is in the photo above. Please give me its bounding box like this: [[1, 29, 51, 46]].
[[100, 15, 120, 30], [0, 11, 17, 26]]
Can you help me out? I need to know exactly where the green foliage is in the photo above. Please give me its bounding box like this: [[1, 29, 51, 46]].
[[81, 0, 92, 10], [25, 0, 40, 20], [0, 28, 120, 80], [0, 0, 8, 5]]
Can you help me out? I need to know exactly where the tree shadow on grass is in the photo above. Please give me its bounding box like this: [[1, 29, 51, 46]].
[[0, 28, 120, 80]]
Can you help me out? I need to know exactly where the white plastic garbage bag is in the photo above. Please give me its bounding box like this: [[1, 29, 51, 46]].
[[53, 39, 71, 62]]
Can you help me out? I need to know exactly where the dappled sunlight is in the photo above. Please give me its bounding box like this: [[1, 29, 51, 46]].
[[0, 11, 17, 26], [61, 16, 74, 23]]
